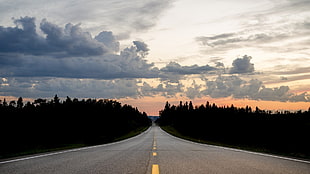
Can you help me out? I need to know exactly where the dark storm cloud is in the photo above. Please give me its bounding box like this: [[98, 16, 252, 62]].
[[40, 19, 109, 56], [0, 17, 45, 55], [95, 31, 120, 53], [0, 49, 159, 79], [0, 17, 221, 80], [0, 17, 159, 79], [0, 17, 221, 81], [0, 17, 110, 56]]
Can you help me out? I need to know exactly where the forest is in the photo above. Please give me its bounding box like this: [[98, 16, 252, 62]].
[[0, 95, 151, 158], [157, 101, 310, 159]]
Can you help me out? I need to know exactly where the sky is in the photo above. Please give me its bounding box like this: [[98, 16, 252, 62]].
[[0, 0, 310, 115]]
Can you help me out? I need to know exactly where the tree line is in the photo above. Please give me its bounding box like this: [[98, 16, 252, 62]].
[[157, 101, 310, 158], [0, 95, 151, 158]]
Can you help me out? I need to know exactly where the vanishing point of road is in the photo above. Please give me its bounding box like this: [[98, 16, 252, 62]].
[[1, 126, 309, 174]]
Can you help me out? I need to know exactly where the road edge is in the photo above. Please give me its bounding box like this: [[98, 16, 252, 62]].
[[0, 126, 152, 164], [159, 126, 310, 164]]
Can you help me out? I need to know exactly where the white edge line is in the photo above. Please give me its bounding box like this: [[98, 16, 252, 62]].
[[159, 127, 310, 164], [0, 127, 151, 164]]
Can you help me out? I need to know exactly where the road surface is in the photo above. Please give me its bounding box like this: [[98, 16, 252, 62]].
[[1, 126, 309, 174]]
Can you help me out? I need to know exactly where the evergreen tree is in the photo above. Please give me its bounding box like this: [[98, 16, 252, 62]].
[[17, 97, 23, 109]]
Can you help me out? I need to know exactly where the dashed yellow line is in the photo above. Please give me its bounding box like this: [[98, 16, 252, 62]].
[[152, 133, 159, 174], [152, 164, 159, 174]]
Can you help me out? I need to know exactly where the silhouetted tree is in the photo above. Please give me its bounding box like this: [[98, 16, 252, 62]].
[[34, 98, 46, 106], [157, 101, 310, 159], [17, 97, 23, 109], [53, 94, 60, 104], [9, 100, 16, 107], [2, 98, 7, 107], [189, 101, 194, 111], [0, 96, 151, 158]]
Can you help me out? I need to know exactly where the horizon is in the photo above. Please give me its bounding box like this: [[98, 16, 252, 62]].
[[1, 95, 309, 116]]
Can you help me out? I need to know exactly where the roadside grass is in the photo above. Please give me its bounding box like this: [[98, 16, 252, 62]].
[[161, 125, 310, 161], [1, 126, 150, 160]]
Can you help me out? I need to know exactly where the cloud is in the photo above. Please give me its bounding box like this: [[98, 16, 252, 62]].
[[0, 17, 111, 56], [185, 80, 203, 99], [133, 41, 150, 52], [0, 51, 159, 79], [272, 66, 310, 75], [0, 17, 159, 79], [0, 17, 45, 55], [110, 0, 173, 35], [229, 55, 254, 74], [140, 80, 183, 98], [254, 86, 291, 102], [0, 77, 185, 99], [257, 0, 310, 17], [133, 40, 150, 58], [196, 33, 237, 47], [184, 75, 310, 102], [1, 70, 309, 102], [95, 31, 120, 53], [0, 77, 141, 99], [0, 16, 308, 103], [201, 33, 235, 41], [195, 4, 310, 56], [0, 0, 173, 39], [202, 75, 245, 98], [40, 19, 110, 56], [160, 62, 217, 75], [280, 76, 288, 80], [196, 32, 285, 48]]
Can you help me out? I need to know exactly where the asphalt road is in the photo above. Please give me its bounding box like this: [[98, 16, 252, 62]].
[[1, 126, 309, 174]]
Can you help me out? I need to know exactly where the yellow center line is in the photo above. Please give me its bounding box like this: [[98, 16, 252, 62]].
[[152, 152, 157, 156], [152, 164, 159, 174], [153, 147, 156, 150]]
